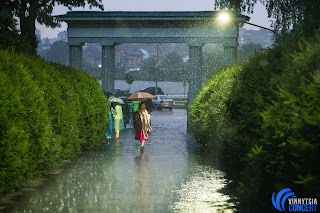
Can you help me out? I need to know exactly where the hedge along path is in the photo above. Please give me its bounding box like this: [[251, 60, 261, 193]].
[[26, 60, 83, 159], [189, 31, 320, 211], [0, 50, 109, 195], [189, 64, 243, 151], [0, 51, 55, 194], [53, 64, 109, 148]]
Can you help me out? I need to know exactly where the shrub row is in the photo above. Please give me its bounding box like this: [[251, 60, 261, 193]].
[[189, 32, 320, 211], [0, 50, 109, 195]]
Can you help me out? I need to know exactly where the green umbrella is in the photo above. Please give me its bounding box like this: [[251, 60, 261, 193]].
[[109, 96, 124, 104]]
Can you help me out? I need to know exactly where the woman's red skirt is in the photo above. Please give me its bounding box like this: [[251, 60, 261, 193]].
[[135, 118, 148, 140]]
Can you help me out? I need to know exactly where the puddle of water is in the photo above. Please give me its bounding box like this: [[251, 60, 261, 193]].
[[172, 164, 236, 213], [1, 109, 237, 212]]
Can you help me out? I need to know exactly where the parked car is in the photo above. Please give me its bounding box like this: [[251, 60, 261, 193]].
[[152, 95, 174, 110], [140, 87, 164, 95]]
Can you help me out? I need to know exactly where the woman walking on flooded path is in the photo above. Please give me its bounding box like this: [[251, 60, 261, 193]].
[[135, 101, 152, 152]]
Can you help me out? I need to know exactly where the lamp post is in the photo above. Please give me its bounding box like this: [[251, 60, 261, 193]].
[[218, 11, 276, 34], [217, 11, 276, 63], [244, 22, 275, 33]]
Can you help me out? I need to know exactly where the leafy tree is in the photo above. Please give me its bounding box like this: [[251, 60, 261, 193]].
[[0, 6, 18, 33], [140, 56, 157, 80], [125, 73, 134, 91], [1, 0, 104, 54], [0, 6, 35, 54], [45, 40, 69, 65], [82, 43, 101, 78], [214, 0, 320, 37], [237, 42, 264, 61], [203, 50, 228, 81], [158, 52, 185, 81], [83, 43, 101, 66]]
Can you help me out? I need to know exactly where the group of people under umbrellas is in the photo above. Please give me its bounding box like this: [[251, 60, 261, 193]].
[[106, 92, 153, 152]]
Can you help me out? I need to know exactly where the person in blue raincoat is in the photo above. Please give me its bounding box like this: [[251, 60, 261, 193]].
[[114, 103, 125, 140], [105, 104, 115, 138]]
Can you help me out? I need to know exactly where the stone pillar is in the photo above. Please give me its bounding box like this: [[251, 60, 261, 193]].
[[101, 44, 115, 94], [224, 45, 237, 65], [187, 42, 203, 131], [69, 43, 83, 70], [188, 43, 203, 106]]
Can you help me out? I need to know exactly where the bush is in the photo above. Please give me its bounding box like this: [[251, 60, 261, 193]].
[[259, 34, 320, 197], [189, 64, 242, 159], [189, 31, 320, 211], [0, 50, 108, 195], [0, 51, 56, 193], [0, 30, 37, 55]]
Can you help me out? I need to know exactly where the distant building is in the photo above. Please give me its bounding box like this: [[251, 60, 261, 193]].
[[239, 28, 274, 48], [115, 46, 144, 70], [57, 31, 67, 42], [35, 29, 41, 42]]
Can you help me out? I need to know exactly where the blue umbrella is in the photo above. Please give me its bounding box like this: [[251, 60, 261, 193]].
[[109, 96, 124, 104]]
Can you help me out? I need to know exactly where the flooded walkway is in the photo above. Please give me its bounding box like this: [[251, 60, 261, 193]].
[[2, 109, 236, 212]]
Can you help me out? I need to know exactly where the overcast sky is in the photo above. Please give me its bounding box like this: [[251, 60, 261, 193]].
[[37, 0, 273, 39]]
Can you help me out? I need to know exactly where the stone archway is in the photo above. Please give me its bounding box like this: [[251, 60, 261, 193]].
[[56, 11, 249, 105]]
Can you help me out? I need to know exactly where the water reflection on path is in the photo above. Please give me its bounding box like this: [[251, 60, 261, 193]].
[[2, 109, 236, 212]]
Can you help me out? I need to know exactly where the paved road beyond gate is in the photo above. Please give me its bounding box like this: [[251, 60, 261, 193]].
[[3, 109, 235, 213]]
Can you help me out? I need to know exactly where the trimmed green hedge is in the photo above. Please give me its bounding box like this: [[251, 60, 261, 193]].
[[190, 32, 320, 211], [0, 50, 109, 195]]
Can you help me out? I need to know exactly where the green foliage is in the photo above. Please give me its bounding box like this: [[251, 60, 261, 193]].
[[45, 40, 69, 65], [1, 0, 104, 54], [158, 52, 186, 81], [0, 50, 108, 196], [237, 42, 265, 61], [54, 64, 108, 149], [190, 30, 320, 211], [214, 0, 320, 38], [0, 8, 38, 55], [259, 34, 320, 198], [0, 51, 56, 193], [202, 50, 228, 81], [0, 30, 36, 55], [125, 73, 134, 85]]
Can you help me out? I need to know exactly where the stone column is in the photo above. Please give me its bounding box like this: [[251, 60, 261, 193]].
[[69, 43, 83, 70], [187, 42, 203, 131], [188, 42, 203, 106], [101, 44, 115, 94], [224, 45, 237, 65]]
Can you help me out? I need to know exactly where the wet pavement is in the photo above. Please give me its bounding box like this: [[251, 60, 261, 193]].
[[1, 109, 236, 213]]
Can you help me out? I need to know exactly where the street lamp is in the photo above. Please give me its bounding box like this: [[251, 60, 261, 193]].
[[217, 11, 276, 34], [244, 22, 275, 34], [217, 12, 231, 24]]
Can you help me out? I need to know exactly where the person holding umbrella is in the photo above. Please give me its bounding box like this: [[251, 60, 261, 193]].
[[135, 101, 152, 152], [105, 104, 115, 139], [106, 97, 125, 140], [114, 103, 125, 141]]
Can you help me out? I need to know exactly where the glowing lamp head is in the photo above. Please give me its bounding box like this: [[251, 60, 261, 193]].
[[218, 12, 231, 24]]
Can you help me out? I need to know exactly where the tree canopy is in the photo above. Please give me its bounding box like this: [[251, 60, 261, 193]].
[[214, 0, 320, 37], [0, 0, 104, 54]]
